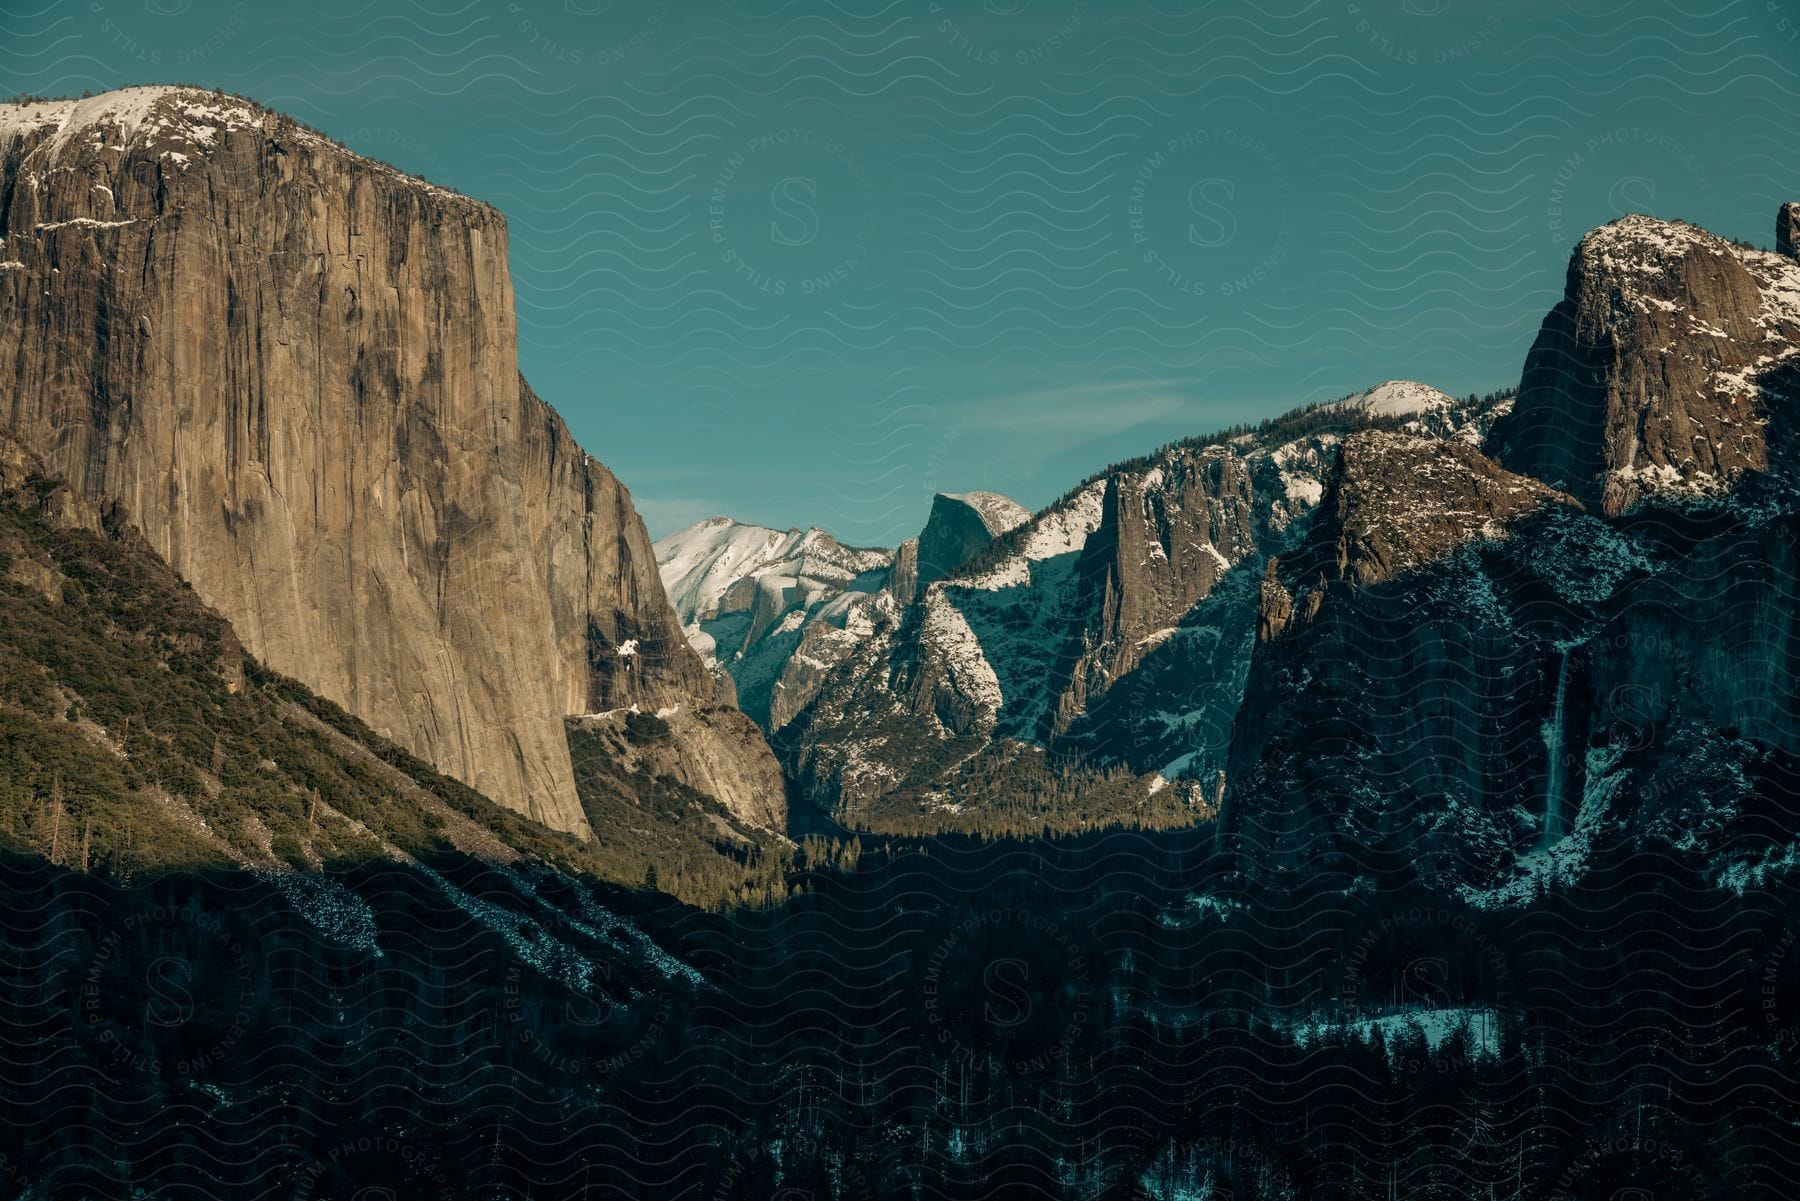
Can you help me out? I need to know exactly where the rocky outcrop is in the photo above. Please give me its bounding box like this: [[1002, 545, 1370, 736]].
[[1256, 558, 1293, 643], [1054, 446, 1258, 731], [1223, 437, 1597, 885], [0, 87, 782, 836], [570, 702, 787, 831], [888, 538, 919, 606], [1225, 425, 1799, 895], [764, 590, 895, 734], [1779, 201, 1800, 259], [781, 394, 1508, 824], [1219, 213, 1800, 897], [915, 491, 1031, 593], [1487, 213, 1800, 514], [1301, 433, 1575, 589]]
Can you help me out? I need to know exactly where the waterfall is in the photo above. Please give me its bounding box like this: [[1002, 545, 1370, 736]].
[[1538, 652, 1569, 849]]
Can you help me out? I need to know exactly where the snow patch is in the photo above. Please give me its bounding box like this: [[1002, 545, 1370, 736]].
[[1289, 1006, 1503, 1059], [920, 591, 1003, 715], [1335, 379, 1456, 419], [961, 480, 1106, 591], [34, 217, 137, 231]]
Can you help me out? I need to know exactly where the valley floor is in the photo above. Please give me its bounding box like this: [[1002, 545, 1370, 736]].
[[2, 820, 1795, 1200]]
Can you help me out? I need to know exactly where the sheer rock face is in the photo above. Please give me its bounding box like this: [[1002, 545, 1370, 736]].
[[1247, 432, 1580, 656], [1226, 207, 1800, 893], [888, 538, 919, 608], [1227, 422, 1800, 894], [1052, 447, 1259, 731], [1225, 434, 1596, 884], [1487, 213, 1800, 515], [914, 491, 1031, 593], [1300, 433, 1575, 590], [0, 87, 781, 836], [781, 415, 1439, 818]]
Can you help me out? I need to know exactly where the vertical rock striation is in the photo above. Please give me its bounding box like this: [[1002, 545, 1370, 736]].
[[782, 395, 1491, 819], [1487, 213, 1800, 514], [0, 87, 781, 836], [914, 491, 1031, 594]]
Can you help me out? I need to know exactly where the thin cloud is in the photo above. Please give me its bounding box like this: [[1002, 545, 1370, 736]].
[[635, 496, 730, 540], [951, 380, 1190, 437]]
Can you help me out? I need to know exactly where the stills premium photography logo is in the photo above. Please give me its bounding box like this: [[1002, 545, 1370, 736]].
[[2, 0, 1797, 1197]]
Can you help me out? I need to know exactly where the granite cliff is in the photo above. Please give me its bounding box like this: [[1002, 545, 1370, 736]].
[[1488, 214, 1800, 514], [913, 491, 1030, 595], [781, 383, 1501, 827], [0, 87, 782, 837], [1224, 208, 1800, 897]]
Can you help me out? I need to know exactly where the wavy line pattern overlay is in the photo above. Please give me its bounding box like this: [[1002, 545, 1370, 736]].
[[2, 3, 1799, 1200], [4, 0, 1794, 541]]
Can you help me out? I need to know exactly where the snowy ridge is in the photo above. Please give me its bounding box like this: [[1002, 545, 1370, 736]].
[[0, 86, 475, 202], [919, 591, 1004, 718], [1260, 433, 1339, 530], [785, 383, 1536, 815], [654, 516, 898, 729], [1333, 379, 1455, 419], [0, 87, 257, 158], [903, 480, 1109, 744], [1580, 213, 1722, 282], [959, 480, 1106, 591], [656, 517, 891, 627]]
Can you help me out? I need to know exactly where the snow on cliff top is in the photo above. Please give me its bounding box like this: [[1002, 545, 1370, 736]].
[[1581, 213, 1722, 261], [1576, 215, 1743, 295], [941, 490, 1031, 537], [957, 479, 1107, 591], [0, 87, 261, 157], [0, 86, 475, 204], [1335, 379, 1455, 419]]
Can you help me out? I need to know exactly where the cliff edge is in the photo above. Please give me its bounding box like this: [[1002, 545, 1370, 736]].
[[0, 87, 783, 836]]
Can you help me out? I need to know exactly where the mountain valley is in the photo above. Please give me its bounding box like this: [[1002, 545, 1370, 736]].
[[1, 83, 1798, 1200]]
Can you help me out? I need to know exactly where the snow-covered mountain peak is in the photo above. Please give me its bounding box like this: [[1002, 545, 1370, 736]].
[[940, 491, 1031, 538], [655, 518, 891, 626], [1337, 379, 1456, 418]]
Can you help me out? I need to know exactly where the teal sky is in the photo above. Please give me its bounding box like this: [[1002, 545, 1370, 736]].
[[5, 0, 1798, 545]]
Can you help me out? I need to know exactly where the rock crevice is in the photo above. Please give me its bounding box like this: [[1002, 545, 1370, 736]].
[[0, 87, 781, 836]]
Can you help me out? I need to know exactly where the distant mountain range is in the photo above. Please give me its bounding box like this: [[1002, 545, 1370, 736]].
[[652, 490, 1029, 732], [668, 215, 1800, 898], [5, 86, 1798, 905], [5, 85, 1800, 1201]]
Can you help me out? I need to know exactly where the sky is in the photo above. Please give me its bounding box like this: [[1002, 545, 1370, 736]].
[[4, 0, 1799, 544]]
